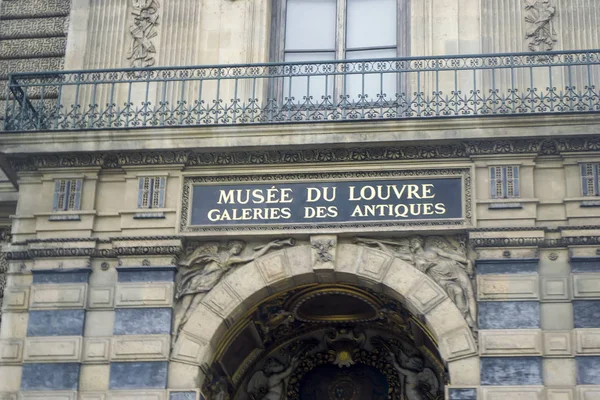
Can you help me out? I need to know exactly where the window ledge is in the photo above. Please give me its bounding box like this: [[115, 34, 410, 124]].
[[580, 200, 600, 207], [133, 211, 166, 219], [488, 202, 524, 210], [478, 198, 537, 204], [48, 214, 81, 221]]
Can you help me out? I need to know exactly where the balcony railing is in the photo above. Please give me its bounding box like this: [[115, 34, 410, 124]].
[[3, 50, 600, 132]]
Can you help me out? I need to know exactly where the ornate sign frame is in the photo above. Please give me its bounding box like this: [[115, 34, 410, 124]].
[[179, 167, 474, 235]]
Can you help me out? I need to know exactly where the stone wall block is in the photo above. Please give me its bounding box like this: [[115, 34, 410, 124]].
[[106, 390, 166, 400], [88, 287, 115, 310], [447, 356, 481, 386], [179, 304, 225, 348], [79, 393, 106, 400], [200, 281, 242, 322], [546, 387, 574, 400], [439, 326, 478, 361], [2, 287, 30, 311], [479, 386, 544, 400], [573, 274, 600, 299], [355, 247, 393, 283], [406, 276, 447, 315], [0, 340, 23, 365], [254, 251, 294, 292], [110, 335, 169, 362], [223, 262, 268, 312], [577, 386, 600, 400], [23, 336, 82, 362], [381, 258, 423, 312], [477, 274, 539, 301], [29, 284, 87, 309], [424, 298, 470, 340], [82, 338, 111, 364], [170, 331, 212, 366], [334, 243, 361, 284], [0, 393, 18, 400], [575, 329, 600, 355], [543, 331, 574, 357], [541, 277, 571, 302], [114, 283, 173, 308], [480, 330, 543, 356], [19, 392, 77, 400], [285, 245, 316, 285]]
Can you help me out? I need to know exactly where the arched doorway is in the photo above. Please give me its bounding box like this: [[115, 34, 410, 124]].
[[203, 284, 446, 399], [169, 237, 480, 398]]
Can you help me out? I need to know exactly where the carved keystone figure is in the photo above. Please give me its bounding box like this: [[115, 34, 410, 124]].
[[172, 238, 295, 347]]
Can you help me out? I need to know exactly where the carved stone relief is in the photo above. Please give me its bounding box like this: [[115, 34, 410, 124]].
[[355, 236, 477, 333], [127, 0, 160, 67], [524, 0, 557, 52], [172, 239, 295, 347]]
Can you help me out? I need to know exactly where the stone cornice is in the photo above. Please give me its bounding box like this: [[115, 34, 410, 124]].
[[7, 135, 600, 171]]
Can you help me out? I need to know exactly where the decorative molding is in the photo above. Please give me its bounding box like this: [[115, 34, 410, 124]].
[[525, 0, 557, 52], [0, 37, 67, 59], [472, 236, 600, 248], [127, 0, 160, 68], [10, 136, 600, 172], [0, 0, 71, 19], [5, 244, 182, 260]]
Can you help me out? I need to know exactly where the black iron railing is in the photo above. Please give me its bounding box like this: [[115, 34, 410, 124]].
[[3, 50, 600, 132]]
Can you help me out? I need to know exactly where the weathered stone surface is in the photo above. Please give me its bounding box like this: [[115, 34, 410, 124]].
[[20, 362, 80, 390], [113, 308, 172, 335], [478, 301, 540, 329], [480, 357, 543, 386], [109, 362, 168, 390], [26, 310, 85, 337]]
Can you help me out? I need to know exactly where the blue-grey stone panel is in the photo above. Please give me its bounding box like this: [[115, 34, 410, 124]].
[[570, 257, 600, 273], [170, 392, 197, 400], [109, 362, 168, 389], [476, 259, 538, 274], [117, 267, 176, 282], [114, 308, 172, 335], [478, 301, 540, 329], [577, 356, 600, 384], [21, 363, 80, 390], [32, 268, 91, 284], [27, 310, 85, 337], [448, 388, 477, 400], [574, 300, 600, 328], [481, 357, 543, 386]]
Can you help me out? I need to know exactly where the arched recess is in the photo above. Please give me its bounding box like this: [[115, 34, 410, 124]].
[[169, 242, 480, 391]]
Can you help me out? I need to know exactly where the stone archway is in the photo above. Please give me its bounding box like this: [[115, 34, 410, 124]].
[[170, 239, 480, 393]]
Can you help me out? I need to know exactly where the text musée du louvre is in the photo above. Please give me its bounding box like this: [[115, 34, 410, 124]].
[[190, 178, 463, 226]]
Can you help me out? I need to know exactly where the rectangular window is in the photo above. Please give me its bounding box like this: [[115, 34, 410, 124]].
[[53, 179, 82, 211], [490, 166, 520, 199], [138, 177, 166, 209], [581, 163, 600, 196]]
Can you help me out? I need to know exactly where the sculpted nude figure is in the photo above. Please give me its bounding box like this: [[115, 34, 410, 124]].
[[172, 239, 294, 347], [356, 236, 477, 330], [388, 348, 439, 400], [247, 357, 299, 400]]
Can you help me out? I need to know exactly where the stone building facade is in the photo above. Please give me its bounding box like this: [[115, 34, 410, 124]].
[[1, 0, 600, 400]]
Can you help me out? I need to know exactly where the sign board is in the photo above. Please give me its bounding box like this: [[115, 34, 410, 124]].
[[180, 168, 473, 234]]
